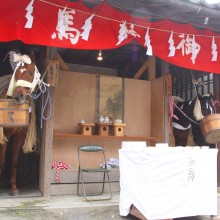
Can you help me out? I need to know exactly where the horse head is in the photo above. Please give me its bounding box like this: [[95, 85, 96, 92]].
[[6, 50, 41, 104]]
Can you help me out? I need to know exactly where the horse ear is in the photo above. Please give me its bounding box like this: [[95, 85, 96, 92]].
[[28, 50, 35, 63]]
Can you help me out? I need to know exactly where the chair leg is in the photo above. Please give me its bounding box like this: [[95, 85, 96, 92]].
[[100, 171, 112, 200], [77, 168, 80, 196], [77, 170, 112, 201], [106, 171, 113, 200], [100, 171, 106, 195], [77, 167, 87, 199]]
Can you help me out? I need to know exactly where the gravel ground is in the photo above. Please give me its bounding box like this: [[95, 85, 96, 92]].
[[0, 192, 219, 220], [0, 205, 218, 220], [0, 206, 138, 220]]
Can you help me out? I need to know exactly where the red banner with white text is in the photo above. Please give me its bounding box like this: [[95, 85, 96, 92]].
[[0, 0, 220, 73]]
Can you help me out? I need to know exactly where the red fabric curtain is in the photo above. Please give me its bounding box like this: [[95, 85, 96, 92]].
[[0, 0, 220, 73]]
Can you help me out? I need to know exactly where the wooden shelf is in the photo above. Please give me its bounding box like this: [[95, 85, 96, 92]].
[[53, 132, 158, 142]]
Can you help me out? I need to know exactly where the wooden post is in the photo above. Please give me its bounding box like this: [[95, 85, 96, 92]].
[[213, 74, 220, 187], [39, 47, 59, 196], [148, 56, 156, 81], [163, 74, 172, 144], [161, 60, 169, 75], [39, 87, 55, 196]]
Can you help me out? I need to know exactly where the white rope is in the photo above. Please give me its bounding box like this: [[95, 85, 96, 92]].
[[39, 0, 220, 39]]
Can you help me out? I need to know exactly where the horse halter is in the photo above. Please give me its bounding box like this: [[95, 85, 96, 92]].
[[7, 53, 42, 104]]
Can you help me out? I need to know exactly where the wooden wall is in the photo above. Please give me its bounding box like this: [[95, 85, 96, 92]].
[[124, 78, 151, 137], [49, 71, 169, 195], [53, 71, 152, 168]]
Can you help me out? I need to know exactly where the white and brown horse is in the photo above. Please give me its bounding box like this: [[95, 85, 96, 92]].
[[0, 51, 42, 195]]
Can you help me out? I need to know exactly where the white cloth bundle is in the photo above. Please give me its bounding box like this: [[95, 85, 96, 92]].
[[193, 98, 204, 121]]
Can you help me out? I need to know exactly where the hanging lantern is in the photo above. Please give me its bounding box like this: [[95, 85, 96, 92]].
[[130, 44, 139, 61]]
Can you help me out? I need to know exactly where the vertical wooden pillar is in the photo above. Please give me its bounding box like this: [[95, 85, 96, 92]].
[[39, 47, 58, 196], [158, 60, 171, 144], [39, 88, 55, 196], [214, 74, 220, 113], [163, 74, 172, 145], [213, 74, 220, 187], [161, 60, 169, 76], [148, 56, 156, 81]]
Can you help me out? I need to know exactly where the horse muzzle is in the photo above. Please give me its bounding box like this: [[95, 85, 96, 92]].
[[13, 92, 27, 104]]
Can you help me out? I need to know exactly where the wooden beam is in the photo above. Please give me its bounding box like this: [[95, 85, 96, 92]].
[[148, 56, 156, 81], [56, 52, 69, 71], [161, 60, 169, 75], [133, 59, 149, 79], [46, 47, 69, 71]]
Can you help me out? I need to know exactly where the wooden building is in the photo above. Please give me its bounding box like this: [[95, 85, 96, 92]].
[[0, 0, 220, 200]]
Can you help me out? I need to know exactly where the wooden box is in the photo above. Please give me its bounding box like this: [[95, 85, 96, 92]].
[[113, 123, 126, 136], [130, 205, 173, 220], [78, 123, 95, 135], [0, 99, 29, 127], [97, 123, 112, 136]]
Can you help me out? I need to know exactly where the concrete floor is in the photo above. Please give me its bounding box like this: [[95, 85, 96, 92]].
[[0, 192, 220, 220]]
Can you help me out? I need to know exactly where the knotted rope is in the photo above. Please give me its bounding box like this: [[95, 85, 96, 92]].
[[169, 96, 179, 132], [169, 96, 180, 147], [29, 65, 52, 128], [52, 161, 71, 183], [172, 98, 199, 125], [22, 100, 37, 153]]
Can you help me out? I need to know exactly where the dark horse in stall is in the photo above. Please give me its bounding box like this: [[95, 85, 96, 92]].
[[0, 51, 40, 195], [172, 93, 214, 147]]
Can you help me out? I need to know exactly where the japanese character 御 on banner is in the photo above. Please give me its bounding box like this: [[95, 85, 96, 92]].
[[176, 34, 201, 64]]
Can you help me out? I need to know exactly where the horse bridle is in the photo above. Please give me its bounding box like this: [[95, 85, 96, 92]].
[[173, 100, 199, 125], [173, 96, 214, 127]]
